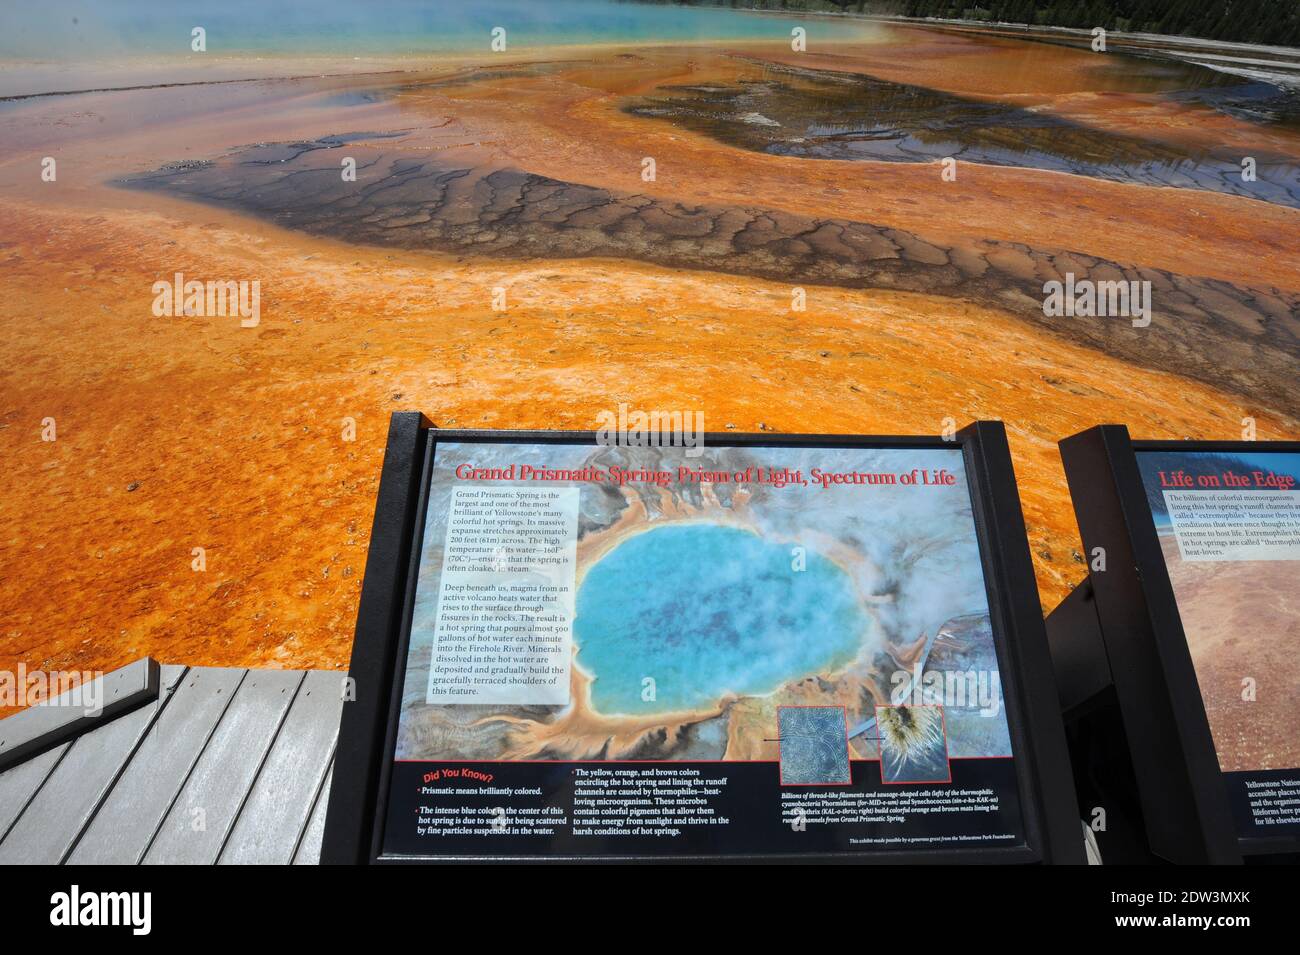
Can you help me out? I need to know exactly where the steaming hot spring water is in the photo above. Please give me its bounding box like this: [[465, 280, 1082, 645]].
[[573, 524, 866, 715]]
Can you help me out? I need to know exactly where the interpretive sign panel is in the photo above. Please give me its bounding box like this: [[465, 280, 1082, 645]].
[[322, 415, 1082, 864], [1133, 447, 1300, 845], [1054, 425, 1300, 862]]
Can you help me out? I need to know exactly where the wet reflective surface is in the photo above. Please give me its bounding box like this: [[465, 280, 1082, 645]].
[[120, 133, 1300, 419], [627, 59, 1300, 208]]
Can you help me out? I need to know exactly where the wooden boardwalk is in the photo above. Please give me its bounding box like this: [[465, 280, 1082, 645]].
[[0, 658, 344, 864]]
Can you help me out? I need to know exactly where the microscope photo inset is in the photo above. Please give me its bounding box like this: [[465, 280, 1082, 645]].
[[777, 705, 852, 786], [875, 705, 951, 784]]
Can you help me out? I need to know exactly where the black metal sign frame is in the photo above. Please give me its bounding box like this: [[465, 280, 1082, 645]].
[[322, 413, 1083, 864], [1051, 424, 1299, 863]]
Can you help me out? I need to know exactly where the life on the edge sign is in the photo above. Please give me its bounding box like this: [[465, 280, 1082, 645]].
[[321, 415, 1082, 864], [1134, 446, 1300, 843], [1050, 426, 1300, 864]]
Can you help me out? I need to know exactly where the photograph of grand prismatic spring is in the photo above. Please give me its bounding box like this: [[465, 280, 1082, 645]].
[[0, 0, 1297, 881], [393, 441, 1013, 765]]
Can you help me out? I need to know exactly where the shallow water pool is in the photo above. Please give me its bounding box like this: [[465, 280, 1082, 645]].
[[574, 524, 866, 715]]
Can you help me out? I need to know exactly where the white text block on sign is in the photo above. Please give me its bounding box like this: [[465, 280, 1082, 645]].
[[1163, 489, 1300, 562], [426, 485, 580, 705]]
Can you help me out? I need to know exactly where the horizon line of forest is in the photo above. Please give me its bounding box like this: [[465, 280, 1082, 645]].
[[648, 0, 1300, 48]]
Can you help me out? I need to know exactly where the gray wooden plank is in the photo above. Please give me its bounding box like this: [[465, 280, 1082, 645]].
[[0, 691, 168, 864], [0, 658, 160, 772], [0, 666, 184, 853], [142, 669, 304, 865], [157, 664, 188, 695], [0, 742, 69, 842], [219, 670, 345, 864], [67, 666, 245, 865], [292, 760, 333, 865]]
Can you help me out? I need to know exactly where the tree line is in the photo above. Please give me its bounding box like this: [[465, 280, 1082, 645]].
[[649, 1, 1300, 47], [902, 0, 1299, 46]]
